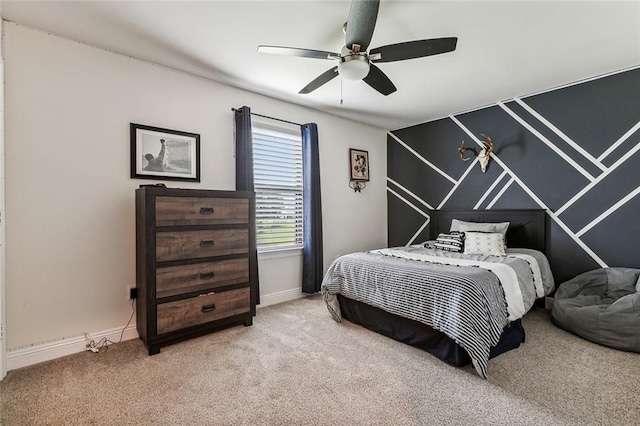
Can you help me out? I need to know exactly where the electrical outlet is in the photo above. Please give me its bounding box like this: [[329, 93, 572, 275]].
[[127, 285, 137, 300]]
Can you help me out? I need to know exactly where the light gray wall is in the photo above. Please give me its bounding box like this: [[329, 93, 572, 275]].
[[0, 12, 7, 379], [4, 23, 387, 350]]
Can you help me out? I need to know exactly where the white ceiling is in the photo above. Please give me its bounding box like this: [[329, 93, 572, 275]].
[[2, 1, 639, 130]]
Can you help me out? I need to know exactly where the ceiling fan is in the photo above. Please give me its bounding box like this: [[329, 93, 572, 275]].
[[257, 0, 457, 96]]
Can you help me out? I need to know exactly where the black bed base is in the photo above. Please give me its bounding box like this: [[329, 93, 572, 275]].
[[337, 295, 525, 367]]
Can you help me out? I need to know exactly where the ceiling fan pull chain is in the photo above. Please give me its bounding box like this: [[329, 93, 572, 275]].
[[340, 78, 344, 105]]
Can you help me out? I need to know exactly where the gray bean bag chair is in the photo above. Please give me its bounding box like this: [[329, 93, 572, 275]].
[[551, 268, 640, 352]]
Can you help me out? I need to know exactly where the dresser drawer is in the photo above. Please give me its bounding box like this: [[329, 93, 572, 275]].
[[156, 229, 249, 262], [157, 287, 250, 334], [156, 258, 249, 298], [156, 196, 249, 227]]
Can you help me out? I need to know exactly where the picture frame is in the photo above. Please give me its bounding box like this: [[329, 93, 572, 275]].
[[130, 123, 200, 182], [349, 148, 370, 181]]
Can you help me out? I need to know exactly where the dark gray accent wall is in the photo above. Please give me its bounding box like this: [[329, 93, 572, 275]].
[[387, 67, 640, 284]]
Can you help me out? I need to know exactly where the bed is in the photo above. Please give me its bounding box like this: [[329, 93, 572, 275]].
[[321, 209, 554, 378]]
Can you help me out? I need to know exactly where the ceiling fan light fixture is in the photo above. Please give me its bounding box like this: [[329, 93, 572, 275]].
[[257, 1, 457, 95], [338, 54, 370, 80]]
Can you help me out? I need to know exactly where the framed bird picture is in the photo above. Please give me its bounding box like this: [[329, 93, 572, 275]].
[[130, 123, 200, 182]]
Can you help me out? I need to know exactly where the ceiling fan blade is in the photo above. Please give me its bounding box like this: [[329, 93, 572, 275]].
[[363, 64, 396, 96], [369, 37, 458, 63], [258, 45, 340, 60], [299, 67, 339, 94], [344, 0, 380, 52]]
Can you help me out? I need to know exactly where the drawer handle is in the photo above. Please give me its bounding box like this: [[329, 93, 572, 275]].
[[200, 271, 215, 279], [200, 239, 214, 247], [200, 207, 214, 214], [201, 303, 216, 313]]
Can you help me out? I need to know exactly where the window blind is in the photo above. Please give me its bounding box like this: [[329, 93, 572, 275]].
[[251, 120, 303, 251]]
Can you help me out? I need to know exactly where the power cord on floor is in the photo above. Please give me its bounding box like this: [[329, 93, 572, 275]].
[[85, 298, 135, 354]]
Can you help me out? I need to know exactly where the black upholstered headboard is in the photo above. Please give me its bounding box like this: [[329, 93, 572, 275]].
[[430, 209, 547, 253]]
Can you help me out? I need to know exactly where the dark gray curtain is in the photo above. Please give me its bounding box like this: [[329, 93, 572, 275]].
[[301, 123, 324, 293], [234, 106, 260, 305]]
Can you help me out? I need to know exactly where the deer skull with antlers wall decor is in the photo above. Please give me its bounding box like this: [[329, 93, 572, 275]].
[[458, 134, 494, 172]]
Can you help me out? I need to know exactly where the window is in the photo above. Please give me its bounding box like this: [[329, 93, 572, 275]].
[[251, 118, 303, 252]]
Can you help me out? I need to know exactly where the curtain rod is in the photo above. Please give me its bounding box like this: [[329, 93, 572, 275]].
[[231, 107, 302, 127]]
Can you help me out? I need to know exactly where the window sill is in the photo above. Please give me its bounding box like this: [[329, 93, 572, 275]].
[[258, 247, 303, 260]]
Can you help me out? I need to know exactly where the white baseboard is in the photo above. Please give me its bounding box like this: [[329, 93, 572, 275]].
[[7, 324, 139, 371], [6, 288, 305, 371], [258, 288, 306, 307]]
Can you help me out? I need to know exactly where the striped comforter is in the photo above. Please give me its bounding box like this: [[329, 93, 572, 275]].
[[321, 246, 549, 378]]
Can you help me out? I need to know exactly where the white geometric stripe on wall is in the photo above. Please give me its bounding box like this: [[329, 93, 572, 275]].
[[556, 139, 640, 215], [386, 185, 430, 246], [474, 170, 508, 210], [451, 114, 609, 268], [388, 131, 456, 184], [388, 67, 640, 281], [575, 185, 640, 238], [389, 106, 617, 268], [387, 177, 435, 210], [386, 186, 429, 219], [485, 177, 515, 210], [597, 120, 640, 162], [437, 159, 478, 209], [497, 101, 597, 181], [513, 97, 608, 172], [408, 219, 431, 246]]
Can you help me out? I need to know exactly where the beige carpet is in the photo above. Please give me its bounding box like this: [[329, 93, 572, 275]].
[[1, 295, 639, 425]]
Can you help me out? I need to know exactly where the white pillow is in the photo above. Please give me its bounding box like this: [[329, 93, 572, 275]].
[[463, 232, 506, 256], [450, 219, 510, 236]]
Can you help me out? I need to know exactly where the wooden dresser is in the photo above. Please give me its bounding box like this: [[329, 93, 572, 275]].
[[135, 186, 257, 355]]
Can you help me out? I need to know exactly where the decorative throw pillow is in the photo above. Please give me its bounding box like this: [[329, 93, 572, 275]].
[[463, 232, 506, 256], [450, 219, 510, 236], [432, 231, 465, 252], [423, 241, 438, 250]]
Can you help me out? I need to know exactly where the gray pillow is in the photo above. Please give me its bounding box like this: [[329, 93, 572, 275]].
[[450, 218, 510, 236]]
